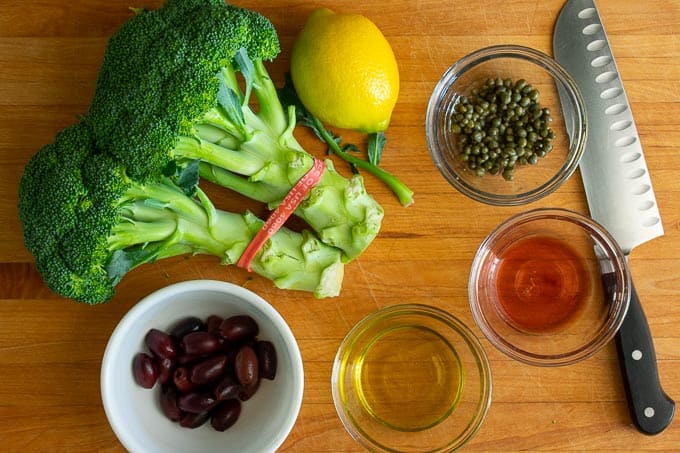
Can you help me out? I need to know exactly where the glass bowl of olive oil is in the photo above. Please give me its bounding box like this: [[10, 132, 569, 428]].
[[469, 208, 631, 366], [331, 304, 492, 452]]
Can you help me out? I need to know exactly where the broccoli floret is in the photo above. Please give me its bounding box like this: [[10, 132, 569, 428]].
[[18, 122, 344, 304], [87, 0, 383, 262]]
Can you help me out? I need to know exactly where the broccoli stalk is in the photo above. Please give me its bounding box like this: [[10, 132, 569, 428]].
[[87, 0, 383, 262], [18, 123, 344, 304], [192, 52, 384, 259]]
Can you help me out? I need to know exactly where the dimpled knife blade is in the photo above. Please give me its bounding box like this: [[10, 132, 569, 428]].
[[553, 0, 674, 435]]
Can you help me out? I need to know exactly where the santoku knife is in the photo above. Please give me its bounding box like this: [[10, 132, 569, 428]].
[[553, 0, 674, 435]]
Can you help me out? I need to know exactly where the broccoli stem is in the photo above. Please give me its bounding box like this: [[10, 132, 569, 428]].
[[110, 179, 344, 298], [311, 116, 414, 207], [251, 59, 289, 136], [174, 136, 267, 177], [198, 164, 284, 202]]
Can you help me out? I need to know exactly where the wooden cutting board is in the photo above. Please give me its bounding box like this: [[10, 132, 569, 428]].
[[0, 0, 678, 450]]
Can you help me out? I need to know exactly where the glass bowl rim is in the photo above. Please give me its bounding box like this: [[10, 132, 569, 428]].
[[425, 44, 588, 206], [331, 303, 493, 452], [468, 208, 631, 366]]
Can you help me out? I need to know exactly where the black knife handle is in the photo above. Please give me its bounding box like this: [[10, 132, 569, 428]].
[[615, 280, 675, 434]]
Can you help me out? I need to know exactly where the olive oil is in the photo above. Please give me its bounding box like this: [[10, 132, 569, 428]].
[[352, 325, 462, 431]]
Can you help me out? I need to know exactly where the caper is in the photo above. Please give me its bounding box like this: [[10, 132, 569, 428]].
[[502, 168, 515, 181], [450, 77, 555, 179]]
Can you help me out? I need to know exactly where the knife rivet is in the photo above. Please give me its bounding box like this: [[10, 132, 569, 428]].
[[631, 349, 642, 361], [644, 407, 655, 418]]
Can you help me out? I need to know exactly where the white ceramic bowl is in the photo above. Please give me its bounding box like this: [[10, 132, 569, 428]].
[[101, 280, 304, 453]]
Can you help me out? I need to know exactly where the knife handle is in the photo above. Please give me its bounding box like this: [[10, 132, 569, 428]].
[[615, 279, 675, 434]]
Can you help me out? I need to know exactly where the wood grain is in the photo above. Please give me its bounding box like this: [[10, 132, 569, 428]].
[[0, 0, 678, 451]]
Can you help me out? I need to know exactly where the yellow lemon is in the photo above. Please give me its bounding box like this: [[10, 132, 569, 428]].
[[290, 8, 400, 133]]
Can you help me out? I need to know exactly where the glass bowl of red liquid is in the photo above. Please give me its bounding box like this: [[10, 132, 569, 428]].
[[468, 208, 631, 366]]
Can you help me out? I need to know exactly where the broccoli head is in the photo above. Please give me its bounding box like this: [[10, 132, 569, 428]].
[[88, 0, 279, 179]]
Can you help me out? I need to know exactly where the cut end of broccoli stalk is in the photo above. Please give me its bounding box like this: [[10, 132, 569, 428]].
[[240, 212, 344, 298], [200, 155, 384, 263], [296, 160, 384, 262]]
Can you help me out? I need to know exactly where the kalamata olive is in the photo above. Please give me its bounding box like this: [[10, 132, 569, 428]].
[[255, 340, 277, 380], [181, 331, 221, 355], [179, 411, 210, 429], [170, 316, 205, 339], [223, 343, 239, 365], [158, 356, 174, 384], [175, 353, 204, 366], [235, 345, 258, 386], [133, 312, 273, 432], [132, 352, 158, 389], [173, 366, 194, 393], [214, 374, 240, 401], [238, 378, 260, 401], [145, 328, 177, 359], [205, 315, 223, 334], [189, 354, 228, 385], [159, 385, 182, 422], [219, 315, 259, 342], [178, 392, 217, 414], [210, 399, 241, 432]]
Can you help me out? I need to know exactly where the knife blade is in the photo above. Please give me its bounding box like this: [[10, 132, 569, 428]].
[[553, 0, 674, 435]]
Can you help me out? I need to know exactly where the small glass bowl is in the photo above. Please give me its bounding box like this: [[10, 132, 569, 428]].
[[331, 304, 492, 452], [426, 45, 587, 205], [469, 208, 631, 366]]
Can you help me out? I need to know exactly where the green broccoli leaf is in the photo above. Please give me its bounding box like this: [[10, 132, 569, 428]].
[[217, 72, 247, 132], [367, 132, 386, 166], [234, 47, 255, 105], [175, 159, 201, 197]]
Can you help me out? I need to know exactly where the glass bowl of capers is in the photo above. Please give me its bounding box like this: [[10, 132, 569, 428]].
[[426, 45, 586, 206]]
